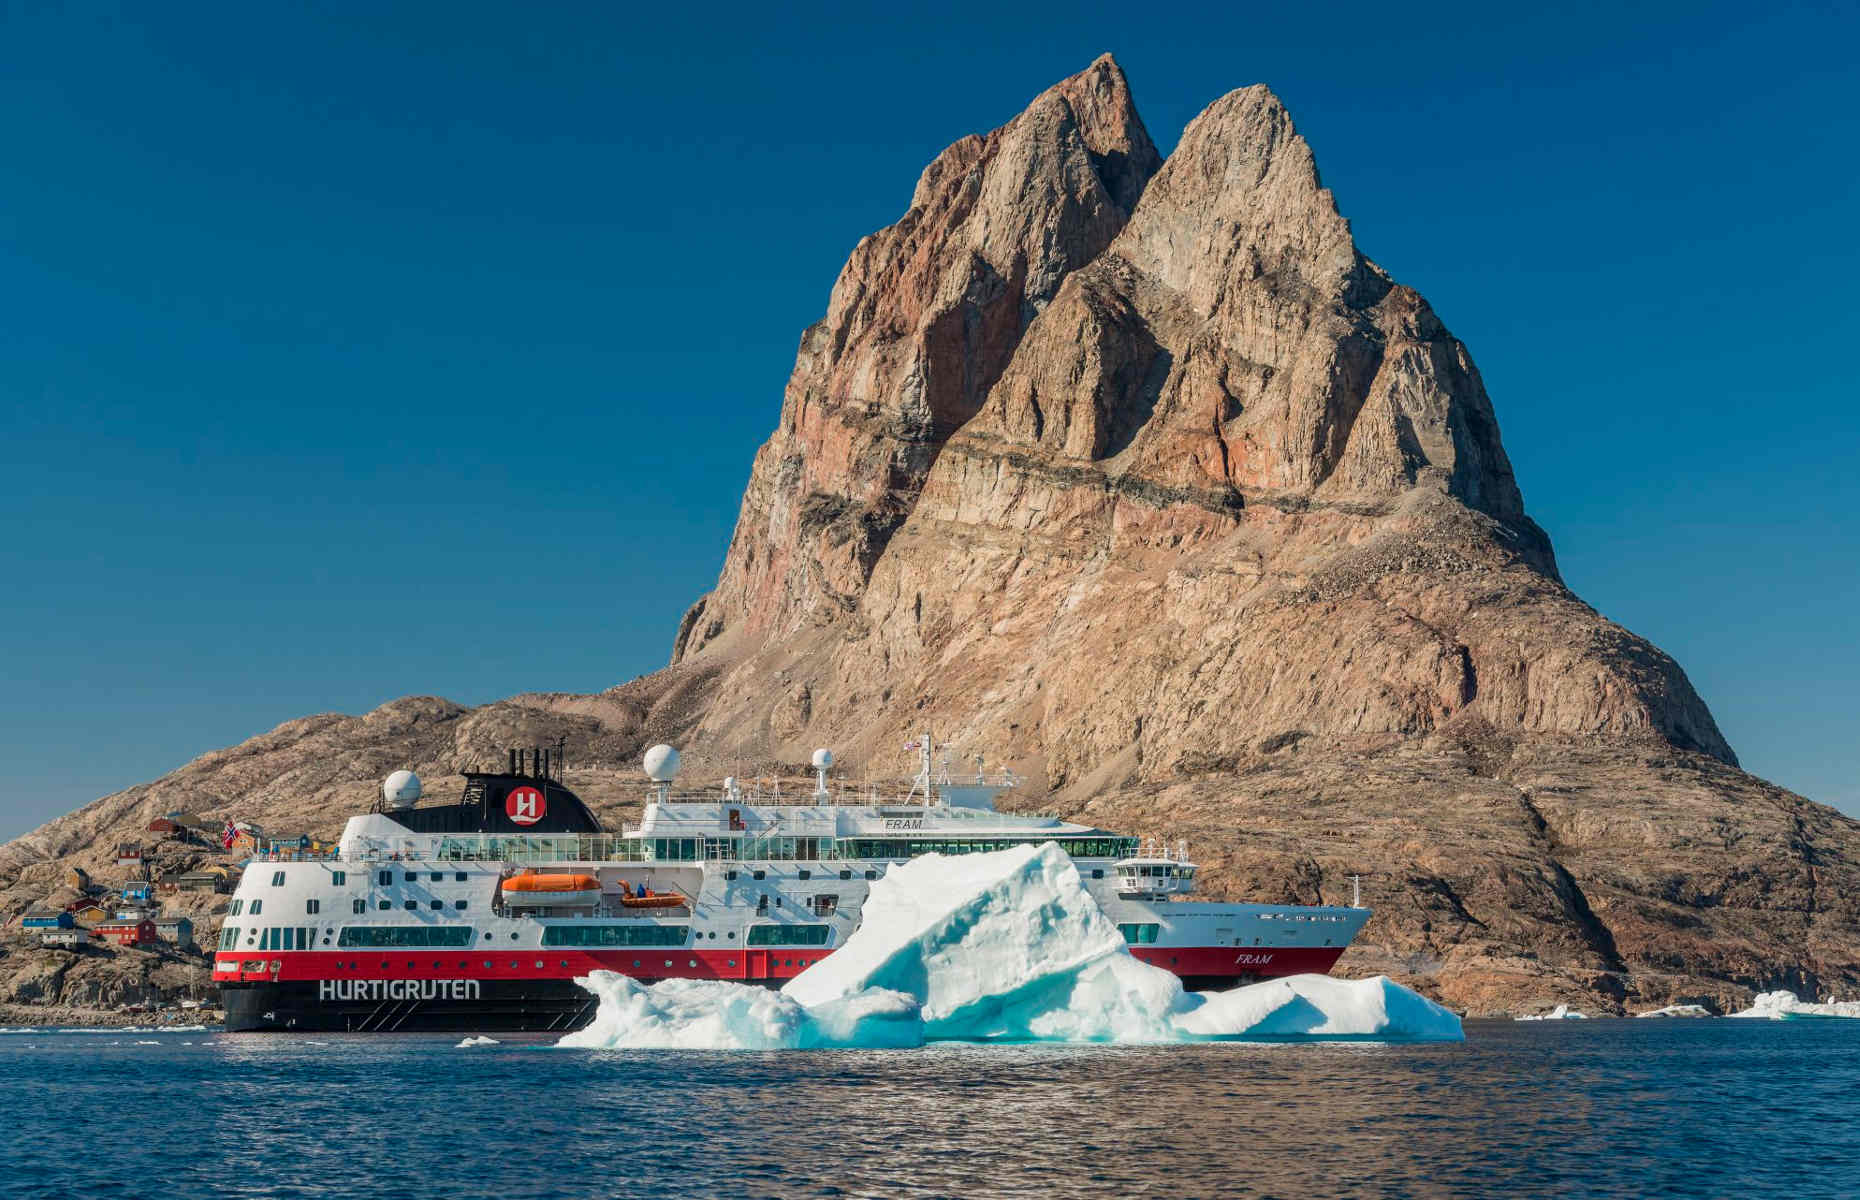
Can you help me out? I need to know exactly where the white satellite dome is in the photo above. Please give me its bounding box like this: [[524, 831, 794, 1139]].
[[642, 744, 682, 782], [381, 769, 422, 809], [810, 748, 834, 769]]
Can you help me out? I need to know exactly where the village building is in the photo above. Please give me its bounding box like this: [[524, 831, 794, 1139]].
[[67, 901, 110, 926], [39, 926, 88, 949], [20, 908, 75, 943], [65, 866, 91, 892], [146, 817, 182, 838], [153, 915, 194, 948], [93, 917, 157, 947], [177, 866, 236, 894], [115, 842, 144, 869]]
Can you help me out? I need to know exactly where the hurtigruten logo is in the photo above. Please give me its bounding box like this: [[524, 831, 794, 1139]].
[[506, 786, 546, 826], [318, 979, 482, 1001]]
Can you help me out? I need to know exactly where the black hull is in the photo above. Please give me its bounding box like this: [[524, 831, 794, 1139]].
[[222, 980, 605, 1034]]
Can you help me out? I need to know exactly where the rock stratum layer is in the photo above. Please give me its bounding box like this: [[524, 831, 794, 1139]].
[[6, 57, 1856, 1017]]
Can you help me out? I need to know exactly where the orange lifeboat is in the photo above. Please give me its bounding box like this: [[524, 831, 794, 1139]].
[[500, 872, 601, 907], [618, 882, 686, 910]]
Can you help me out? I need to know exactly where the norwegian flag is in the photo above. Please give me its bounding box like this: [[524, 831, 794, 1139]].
[[221, 822, 237, 849]]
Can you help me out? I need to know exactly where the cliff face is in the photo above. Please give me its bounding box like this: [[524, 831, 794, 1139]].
[[674, 56, 1161, 662], [5, 57, 1856, 1017]]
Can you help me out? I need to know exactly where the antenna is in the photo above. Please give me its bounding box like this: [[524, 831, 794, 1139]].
[[1351, 874, 1363, 908]]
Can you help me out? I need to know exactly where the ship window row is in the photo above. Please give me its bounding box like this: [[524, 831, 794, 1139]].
[[1119, 923, 1162, 945], [1256, 912, 1349, 923], [242, 926, 316, 951], [541, 924, 688, 948], [230, 899, 263, 916], [337, 926, 475, 948], [839, 837, 1139, 860], [746, 924, 831, 947], [375, 870, 472, 886]]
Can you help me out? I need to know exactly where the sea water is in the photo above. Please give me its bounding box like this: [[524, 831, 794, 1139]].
[[4, 1020, 1860, 1198]]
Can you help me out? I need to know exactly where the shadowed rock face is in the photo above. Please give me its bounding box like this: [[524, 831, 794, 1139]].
[[6, 59, 1857, 1017]]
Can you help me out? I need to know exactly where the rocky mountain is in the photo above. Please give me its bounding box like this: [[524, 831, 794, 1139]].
[[6, 56, 1856, 1018]]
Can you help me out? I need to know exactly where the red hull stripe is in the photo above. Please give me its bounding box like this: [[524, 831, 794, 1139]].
[[214, 944, 1345, 985]]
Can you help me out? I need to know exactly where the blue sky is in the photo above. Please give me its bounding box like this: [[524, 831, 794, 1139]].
[[2, 1, 1855, 840]]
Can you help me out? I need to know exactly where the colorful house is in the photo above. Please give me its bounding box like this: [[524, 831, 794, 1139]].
[[153, 915, 195, 948], [115, 842, 144, 868], [93, 918, 157, 947], [20, 908, 74, 930]]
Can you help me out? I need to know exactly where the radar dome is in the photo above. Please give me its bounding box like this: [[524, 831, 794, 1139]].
[[643, 744, 682, 782], [811, 748, 834, 769], [382, 770, 422, 809]]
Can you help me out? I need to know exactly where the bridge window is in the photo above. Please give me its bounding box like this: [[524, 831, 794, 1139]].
[[378, 871, 392, 887], [305, 899, 320, 915], [271, 871, 285, 887], [351, 899, 366, 915], [330, 871, 345, 886], [248, 900, 262, 915]]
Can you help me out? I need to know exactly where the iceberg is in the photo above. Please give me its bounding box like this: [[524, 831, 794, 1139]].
[[1728, 990, 1860, 1019], [1634, 1004, 1713, 1019], [1176, 973, 1465, 1041], [559, 842, 1461, 1050], [456, 1035, 501, 1047], [1515, 1004, 1588, 1021], [556, 973, 922, 1050]]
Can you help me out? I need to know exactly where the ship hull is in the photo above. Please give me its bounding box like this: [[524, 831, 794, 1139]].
[[219, 944, 1349, 1033]]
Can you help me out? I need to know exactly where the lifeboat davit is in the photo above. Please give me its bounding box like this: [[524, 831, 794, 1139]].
[[500, 872, 601, 908]]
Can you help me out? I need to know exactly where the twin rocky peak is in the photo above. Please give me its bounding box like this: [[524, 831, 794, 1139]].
[[671, 54, 1730, 789]]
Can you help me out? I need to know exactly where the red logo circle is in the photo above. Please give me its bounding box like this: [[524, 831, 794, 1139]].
[[505, 786, 546, 826]]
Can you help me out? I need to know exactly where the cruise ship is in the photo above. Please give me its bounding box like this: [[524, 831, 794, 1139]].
[[216, 740, 1371, 1032]]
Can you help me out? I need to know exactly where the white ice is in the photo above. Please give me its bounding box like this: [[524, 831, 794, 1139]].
[[560, 842, 1461, 1050], [556, 973, 921, 1050], [455, 1035, 501, 1047], [1728, 990, 1860, 1019], [1634, 1004, 1713, 1018], [1515, 1004, 1588, 1020]]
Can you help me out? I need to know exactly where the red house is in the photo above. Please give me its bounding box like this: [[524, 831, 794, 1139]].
[[93, 918, 157, 947]]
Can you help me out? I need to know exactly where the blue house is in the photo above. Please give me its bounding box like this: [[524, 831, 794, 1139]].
[[21, 908, 74, 930]]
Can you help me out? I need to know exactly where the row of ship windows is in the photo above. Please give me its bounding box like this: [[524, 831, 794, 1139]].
[[262, 870, 475, 889], [304, 957, 826, 972], [1256, 913, 1352, 923], [217, 923, 838, 951], [233, 897, 470, 917]]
